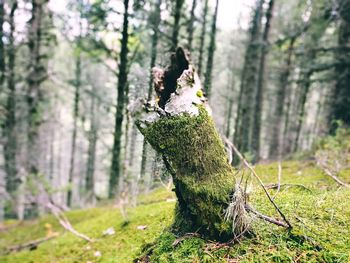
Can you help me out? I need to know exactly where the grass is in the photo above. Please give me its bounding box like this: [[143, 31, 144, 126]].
[[1, 161, 350, 262]]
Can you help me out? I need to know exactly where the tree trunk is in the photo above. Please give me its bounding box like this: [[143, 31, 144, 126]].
[[293, 52, 315, 153], [67, 51, 81, 207], [85, 85, 98, 204], [140, 0, 162, 184], [0, 0, 4, 89], [3, 2, 18, 217], [197, 0, 209, 76], [171, 0, 184, 51], [203, 0, 219, 98], [133, 48, 247, 241], [329, 0, 350, 132], [109, 0, 129, 198], [225, 73, 235, 139], [27, 0, 52, 176], [186, 0, 197, 51], [269, 37, 295, 159], [251, 0, 274, 162], [26, 0, 53, 218], [234, 0, 263, 157]]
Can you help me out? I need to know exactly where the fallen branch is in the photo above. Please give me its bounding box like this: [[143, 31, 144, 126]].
[[46, 202, 93, 243], [265, 183, 312, 192], [245, 205, 289, 228], [172, 233, 202, 247], [224, 138, 292, 229], [6, 235, 58, 253], [319, 165, 349, 188], [315, 151, 350, 188]]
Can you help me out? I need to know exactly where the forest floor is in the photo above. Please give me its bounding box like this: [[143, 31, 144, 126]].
[[0, 161, 350, 263]]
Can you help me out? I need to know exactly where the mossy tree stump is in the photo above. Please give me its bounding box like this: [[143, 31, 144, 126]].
[[133, 48, 242, 241]]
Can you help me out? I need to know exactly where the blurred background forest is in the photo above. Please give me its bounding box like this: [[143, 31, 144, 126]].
[[0, 0, 349, 221]]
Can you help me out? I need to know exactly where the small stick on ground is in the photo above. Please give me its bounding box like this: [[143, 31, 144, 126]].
[[6, 235, 58, 253], [272, 162, 282, 200], [319, 165, 349, 188], [172, 233, 202, 247], [265, 183, 312, 192], [245, 205, 289, 228], [224, 137, 292, 229]]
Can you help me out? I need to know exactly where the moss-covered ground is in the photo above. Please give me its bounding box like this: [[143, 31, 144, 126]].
[[1, 161, 350, 262]]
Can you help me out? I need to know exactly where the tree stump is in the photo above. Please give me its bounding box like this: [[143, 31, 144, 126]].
[[133, 48, 247, 241]]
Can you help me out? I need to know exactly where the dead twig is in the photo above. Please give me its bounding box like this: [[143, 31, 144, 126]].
[[245, 205, 289, 228], [6, 235, 58, 254], [272, 162, 282, 200], [319, 165, 349, 188], [265, 183, 312, 192], [172, 233, 202, 247], [315, 151, 350, 188], [46, 202, 93, 243], [224, 138, 292, 229]]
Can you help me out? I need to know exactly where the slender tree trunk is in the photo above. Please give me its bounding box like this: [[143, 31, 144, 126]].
[[293, 51, 315, 152], [0, 0, 5, 90], [234, 0, 263, 156], [251, 0, 274, 162], [329, 0, 350, 132], [171, 0, 184, 51], [225, 73, 235, 139], [203, 0, 219, 97], [197, 0, 209, 76], [67, 52, 81, 207], [109, 0, 130, 198], [187, 0, 197, 51], [134, 48, 246, 241], [26, 0, 53, 218], [269, 37, 295, 159], [85, 86, 98, 204], [140, 0, 161, 185], [3, 2, 18, 215]]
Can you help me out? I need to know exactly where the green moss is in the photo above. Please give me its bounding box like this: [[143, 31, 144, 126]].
[[142, 107, 236, 240], [196, 90, 203, 97], [1, 161, 349, 262]]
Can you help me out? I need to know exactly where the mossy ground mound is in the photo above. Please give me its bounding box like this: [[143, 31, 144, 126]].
[[1, 161, 350, 262]]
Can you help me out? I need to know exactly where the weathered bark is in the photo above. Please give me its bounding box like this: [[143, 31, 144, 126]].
[[171, 0, 184, 51], [234, 0, 264, 157], [251, 0, 274, 162], [109, 0, 129, 198], [204, 0, 219, 98], [269, 37, 295, 159], [67, 50, 81, 207], [133, 48, 246, 240], [329, 0, 350, 132], [197, 0, 209, 76], [186, 0, 197, 51]]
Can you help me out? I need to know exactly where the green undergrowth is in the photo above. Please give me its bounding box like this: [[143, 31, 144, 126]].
[[1, 161, 350, 262]]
